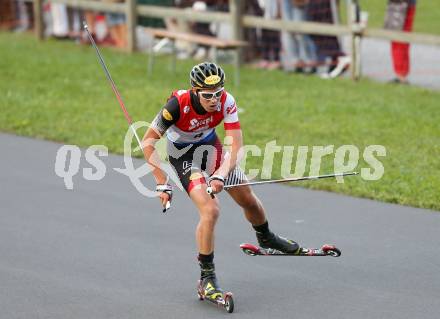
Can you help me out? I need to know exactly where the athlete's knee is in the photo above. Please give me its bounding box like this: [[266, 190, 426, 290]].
[[244, 197, 263, 213], [200, 203, 220, 224]]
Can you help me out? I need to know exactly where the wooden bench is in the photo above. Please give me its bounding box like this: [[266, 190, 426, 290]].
[[145, 28, 248, 86]]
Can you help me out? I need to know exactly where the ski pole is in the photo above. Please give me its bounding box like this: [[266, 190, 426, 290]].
[[206, 172, 359, 195], [83, 22, 171, 213]]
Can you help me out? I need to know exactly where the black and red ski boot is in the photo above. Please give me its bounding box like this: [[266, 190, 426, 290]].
[[256, 231, 300, 254]]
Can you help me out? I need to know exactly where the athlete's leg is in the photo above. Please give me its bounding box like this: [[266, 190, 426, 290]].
[[227, 184, 266, 226], [189, 184, 220, 255], [189, 182, 225, 298], [167, 139, 224, 298], [227, 183, 300, 254]]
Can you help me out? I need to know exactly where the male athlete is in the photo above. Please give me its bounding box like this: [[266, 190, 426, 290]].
[[142, 62, 299, 299]]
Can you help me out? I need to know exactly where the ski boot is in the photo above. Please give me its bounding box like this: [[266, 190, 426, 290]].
[[197, 275, 234, 313], [199, 275, 224, 301], [256, 231, 300, 254], [197, 262, 234, 313]]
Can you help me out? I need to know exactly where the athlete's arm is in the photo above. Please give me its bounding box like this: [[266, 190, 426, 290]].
[[214, 128, 243, 178], [142, 97, 180, 201], [209, 128, 243, 195], [142, 128, 168, 185], [214, 93, 242, 178]]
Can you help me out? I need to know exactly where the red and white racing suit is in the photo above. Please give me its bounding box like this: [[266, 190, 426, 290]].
[[151, 89, 246, 193]]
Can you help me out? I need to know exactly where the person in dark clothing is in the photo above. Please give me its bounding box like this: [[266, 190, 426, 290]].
[[242, 0, 264, 62], [257, 0, 282, 69], [307, 0, 348, 76]]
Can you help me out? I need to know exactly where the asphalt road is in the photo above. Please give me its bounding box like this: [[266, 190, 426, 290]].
[[1, 133, 439, 319]]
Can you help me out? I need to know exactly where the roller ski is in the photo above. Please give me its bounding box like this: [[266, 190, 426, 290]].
[[240, 243, 341, 257], [197, 276, 234, 313], [196, 258, 234, 313], [242, 231, 341, 257]]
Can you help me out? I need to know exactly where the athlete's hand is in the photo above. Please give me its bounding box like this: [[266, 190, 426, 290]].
[[208, 175, 225, 195], [156, 184, 172, 213]]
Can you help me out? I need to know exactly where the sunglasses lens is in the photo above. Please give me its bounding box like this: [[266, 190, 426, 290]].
[[201, 93, 214, 99]]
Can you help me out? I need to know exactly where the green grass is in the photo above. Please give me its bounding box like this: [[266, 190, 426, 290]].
[[358, 0, 440, 35], [1, 32, 439, 211]]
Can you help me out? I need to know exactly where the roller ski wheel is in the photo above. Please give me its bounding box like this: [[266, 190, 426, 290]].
[[197, 280, 234, 313], [321, 244, 342, 257], [240, 243, 341, 257]]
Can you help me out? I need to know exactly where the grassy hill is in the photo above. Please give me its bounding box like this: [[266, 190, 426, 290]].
[[1, 32, 439, 210]]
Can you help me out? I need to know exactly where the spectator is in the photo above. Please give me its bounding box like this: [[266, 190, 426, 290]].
[[67, 6, 83, 41], [0, 0, 15, 30], [281, 0, 318, 74], [243, 0, 264, 62], [81, 5, 112, 46], [257, 0, 282, 70], [51, 2, 69, 39], [82, 9, 97, 43], [173, 1, 226, 60], [308, 0, 350, 77], [138, 0, 173, 28], [139, 0, 190, 56], [13, 0, 33, 32], [49, 2, 82, 41], [191, 1, 216, 60], [188, 1, 233, 60], [104, 0, 127, 49], [385, 0, 417, 84], [212, 0, 229, 12]]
